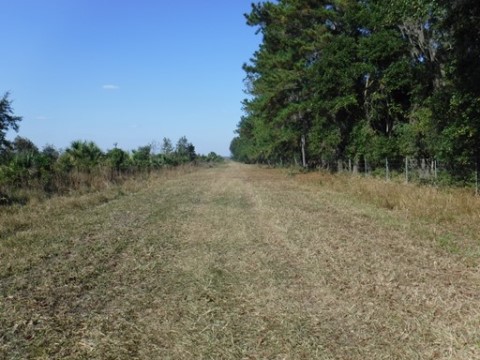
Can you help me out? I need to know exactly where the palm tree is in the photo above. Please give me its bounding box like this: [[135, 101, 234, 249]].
[[66, 140, 103, 172]]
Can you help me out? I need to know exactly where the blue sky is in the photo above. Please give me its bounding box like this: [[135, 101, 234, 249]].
[[0, 1, 260, 156]]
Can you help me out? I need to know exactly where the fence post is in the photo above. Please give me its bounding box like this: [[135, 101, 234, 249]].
[[405, 157, 409, 183], [348, 158, 352, 173], [476, 161, 479, 196], [385, 158, 390, 181], [301, 134, 306, 168]]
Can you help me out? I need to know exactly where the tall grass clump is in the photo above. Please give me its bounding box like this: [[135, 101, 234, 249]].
[[296, 169, 480, 230]]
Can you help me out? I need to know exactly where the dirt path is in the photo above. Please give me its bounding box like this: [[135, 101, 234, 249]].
[[1, 162, 479, 359]]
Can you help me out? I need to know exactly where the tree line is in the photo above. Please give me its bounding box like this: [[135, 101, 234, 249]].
[[231, 0, 480, 182], [0, 94, 223, 203]]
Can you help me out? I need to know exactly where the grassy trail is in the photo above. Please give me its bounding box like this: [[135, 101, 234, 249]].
[[1, 162, 480, 359]]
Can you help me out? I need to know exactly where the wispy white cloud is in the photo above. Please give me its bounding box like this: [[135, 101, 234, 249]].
[[102, 84, 119, 90]]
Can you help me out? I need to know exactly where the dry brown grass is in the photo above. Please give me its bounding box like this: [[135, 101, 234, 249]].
[[296, 170, 479, 219], [1, 162, 480, 359], [293, 170, 480, 257]]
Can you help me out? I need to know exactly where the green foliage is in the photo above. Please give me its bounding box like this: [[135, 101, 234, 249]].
[[161, 137, 174, 156], [206, 152, 224, 163], [0, 92, 22, 159], [0, 133, 206, 204], [12, 136, 39, 154], [106, 147, 130, 172], [65, 140, 104, 172], [175, 136, 196, 163], [0, 140, 59, 192], [132, 145, 152, 169]]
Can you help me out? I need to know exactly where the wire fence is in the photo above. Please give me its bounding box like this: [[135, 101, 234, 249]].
[[332, 157, 479, 196]]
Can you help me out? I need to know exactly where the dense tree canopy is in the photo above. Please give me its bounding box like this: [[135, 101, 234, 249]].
[[232, 0, 479, 179]]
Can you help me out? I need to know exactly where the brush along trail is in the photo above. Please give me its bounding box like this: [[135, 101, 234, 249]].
[[1, 162, 480, 359]]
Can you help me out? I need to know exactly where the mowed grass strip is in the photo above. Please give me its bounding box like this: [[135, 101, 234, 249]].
[[1, 162, 480, 359]]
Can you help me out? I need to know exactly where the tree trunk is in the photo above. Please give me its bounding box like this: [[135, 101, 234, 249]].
[[301, 134, 306, 168], [353, 159, 359, 174]]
